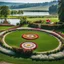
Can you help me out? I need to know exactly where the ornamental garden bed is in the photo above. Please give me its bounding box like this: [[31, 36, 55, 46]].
[[0, 27, 64, 60], [4, 29, 59, 52]]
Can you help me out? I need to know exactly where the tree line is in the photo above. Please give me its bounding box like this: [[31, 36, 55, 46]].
[[11, 10, 23, 15], [49, 4, 58, 14], [0, 6, 23, 18], [58, 0, 64, 23]]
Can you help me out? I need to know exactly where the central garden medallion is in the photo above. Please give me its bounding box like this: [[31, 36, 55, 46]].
[[20, 42, 37, 50], [22, 33, 39, 40]]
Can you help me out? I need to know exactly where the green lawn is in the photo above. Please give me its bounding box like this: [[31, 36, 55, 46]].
[[27, 18, 59, 23], [0, 53, 64, 64], [22, 24, 28, 27], [8, 16, 59, 23], [0, 26, 12, 31], [5, 30, 59, 52]]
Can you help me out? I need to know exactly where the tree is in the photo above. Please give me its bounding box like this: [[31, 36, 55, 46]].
[[11, 10, 17, 15], [19, 16, 27, 26], [0, 6, 1, 17], [0, 6, 10, 20], [58, 0, 64, 22], [11, 10, 14, 15], [11, 10, 23, 15], [17, 10, 23, 14], [49, 5, 58, 14]]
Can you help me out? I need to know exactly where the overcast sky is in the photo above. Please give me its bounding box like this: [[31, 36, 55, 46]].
[[0, 0, 54, 3]]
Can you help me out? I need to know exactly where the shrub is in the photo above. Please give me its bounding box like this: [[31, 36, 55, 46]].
[[41, 24, 63, 30], [28, 23, 39, 28]]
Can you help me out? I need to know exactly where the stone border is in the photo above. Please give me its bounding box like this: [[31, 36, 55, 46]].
[[2, 32, 13, 49]]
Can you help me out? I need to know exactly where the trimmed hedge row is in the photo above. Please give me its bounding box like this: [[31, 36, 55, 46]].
[[41, 24, 64, 30], [28, 23, 64, 30], [28, 23, 39, 28]]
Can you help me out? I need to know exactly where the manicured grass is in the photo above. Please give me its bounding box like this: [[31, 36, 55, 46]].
[[0, 15, 58, 19], [22, 24, 28, 27], [0, 53, 64, 64], [5, 30, 59, 52], [0, 26, 12, 30]]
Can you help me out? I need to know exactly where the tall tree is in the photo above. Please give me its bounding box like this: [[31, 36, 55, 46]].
[[0, 6, 1, 17], [0, 6, 10, 20], [58, 0, 64, 22]]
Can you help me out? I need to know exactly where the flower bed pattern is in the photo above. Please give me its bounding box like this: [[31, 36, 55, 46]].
[[20, 42, 37, 51], [22, 33, 39, 40]]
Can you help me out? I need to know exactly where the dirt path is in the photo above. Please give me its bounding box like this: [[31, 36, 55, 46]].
[[0, 62, 12, 64]]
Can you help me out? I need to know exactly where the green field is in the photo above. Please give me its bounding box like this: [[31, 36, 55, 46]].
[[0, 53, 64, 64], [27, 17, 59, 22], [0, 26, 12, 31], [5, 30, 59, 52]]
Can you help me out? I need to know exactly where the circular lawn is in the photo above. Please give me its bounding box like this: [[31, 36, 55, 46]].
[[5, 30, 59, 52]]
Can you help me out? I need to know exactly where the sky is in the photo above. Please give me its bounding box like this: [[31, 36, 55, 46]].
[[0, 0, 54, 3]]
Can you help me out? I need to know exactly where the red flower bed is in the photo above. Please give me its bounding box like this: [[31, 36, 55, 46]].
[[22, 33, 39, 40], [46, 19, 51, 22]]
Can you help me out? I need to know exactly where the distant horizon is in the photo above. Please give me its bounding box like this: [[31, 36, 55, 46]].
[[0, 0, 55, 3]]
